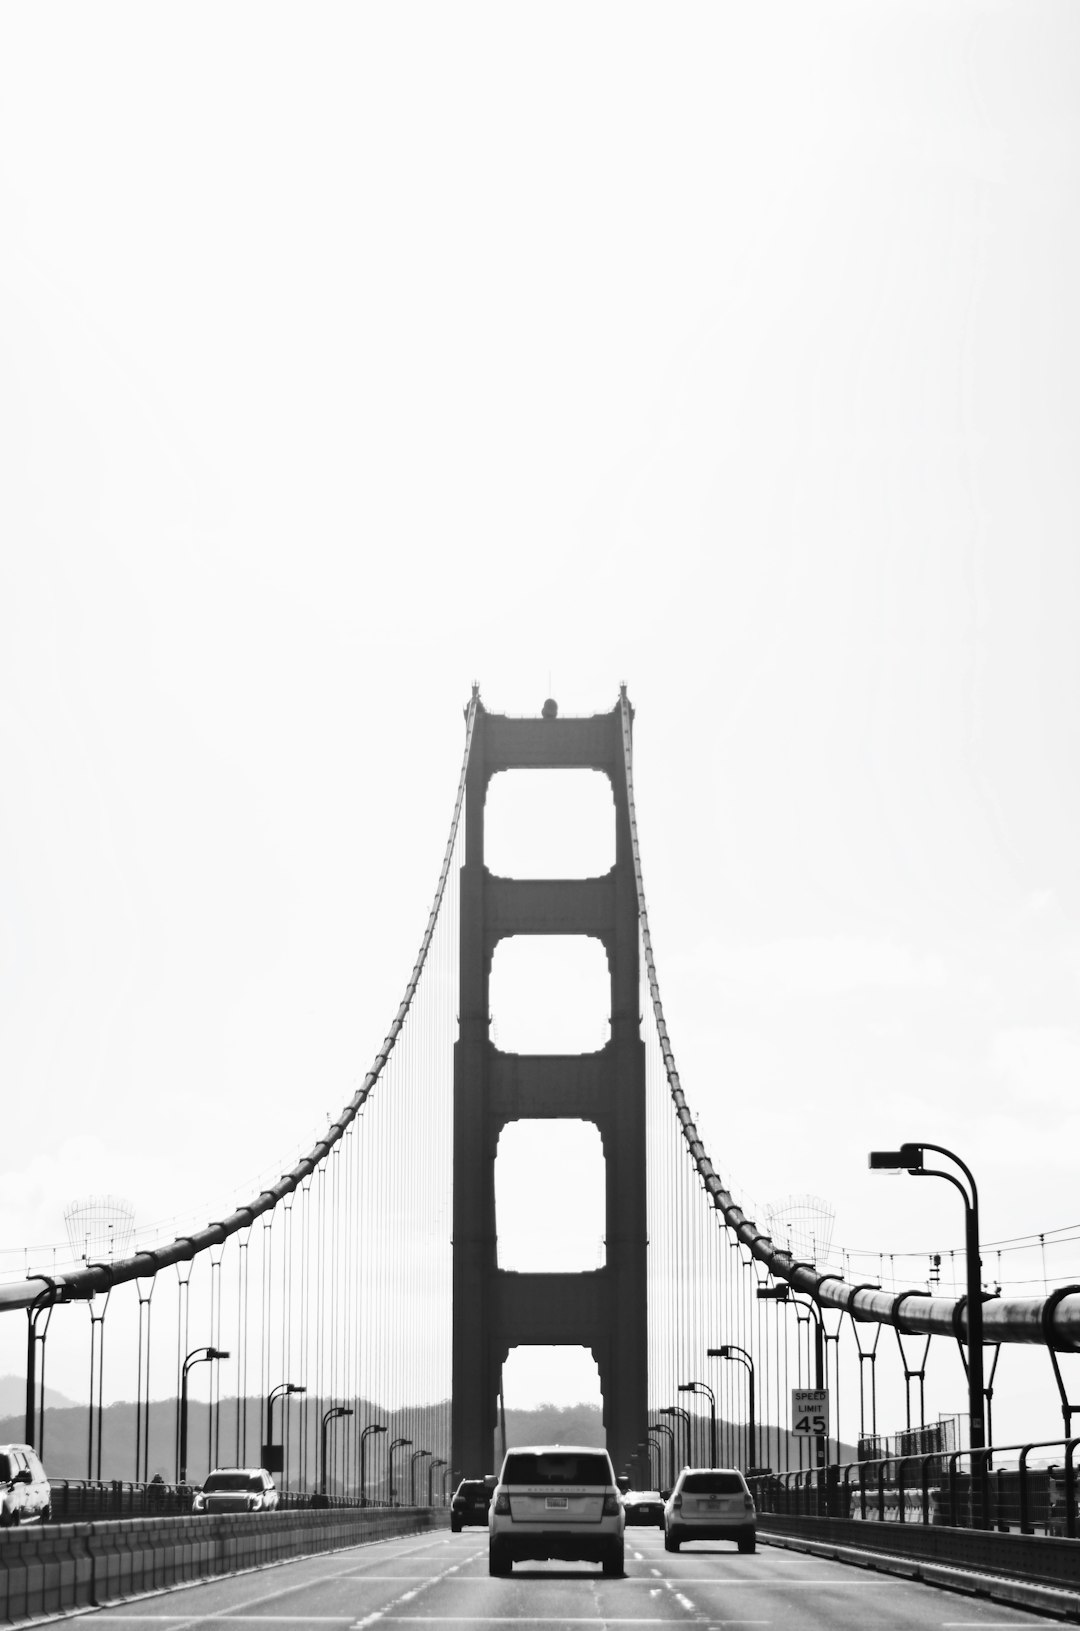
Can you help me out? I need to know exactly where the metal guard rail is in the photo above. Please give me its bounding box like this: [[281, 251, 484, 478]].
[[749, 1436, 1080, 1538], [36, 1479, 441, 1525], [617, 685, 1080, 1355], [0, 690, 480, 1316]]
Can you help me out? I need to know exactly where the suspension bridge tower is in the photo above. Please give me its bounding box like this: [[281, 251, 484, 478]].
[[452, 693, 648, 1477]]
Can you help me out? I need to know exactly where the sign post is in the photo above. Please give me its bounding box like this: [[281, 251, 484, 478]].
[[791, 1386, 832, 1514]]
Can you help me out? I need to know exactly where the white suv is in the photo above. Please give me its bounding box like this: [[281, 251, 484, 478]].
[[488, 1445, 626, 1576], [192, 1468, 279, 1514], [0, 1444, 52, 1526], [664, 1466, 756, 1553]]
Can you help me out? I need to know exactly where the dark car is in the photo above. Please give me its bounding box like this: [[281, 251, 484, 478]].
[[450, 1477, 491, 1532], [622, 1488, 665, 1527]]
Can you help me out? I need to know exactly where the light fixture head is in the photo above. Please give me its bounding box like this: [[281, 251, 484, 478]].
[[869, 1144, 924, 1172]]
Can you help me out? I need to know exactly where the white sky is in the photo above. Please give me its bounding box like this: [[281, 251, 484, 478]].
[[2, 2, 1079, 1429]]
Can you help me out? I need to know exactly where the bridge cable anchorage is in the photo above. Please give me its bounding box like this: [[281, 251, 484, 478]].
[[0, 689, 480, 1316], [616, 686, 1080, 1357]]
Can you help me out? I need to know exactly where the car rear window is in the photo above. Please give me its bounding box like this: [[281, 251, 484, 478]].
[[682, 1472, 745, 1494], [502, 1452, 612, 1487]]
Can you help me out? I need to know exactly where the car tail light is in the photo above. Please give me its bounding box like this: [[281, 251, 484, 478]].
[[744, 1495, 755, 1512], [672, 1493, 682, 1510], [493, 1489, 510, 1515], [602, 1493, 621, 1515]]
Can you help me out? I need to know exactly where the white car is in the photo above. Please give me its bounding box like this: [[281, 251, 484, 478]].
[[192, 1467, 279, 1514], [488, 1445, 626, 1576], [664, 1466, 756, 1552], [0, 1443, 51, 1526]]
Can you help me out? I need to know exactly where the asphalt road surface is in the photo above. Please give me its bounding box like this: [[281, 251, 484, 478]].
[[70, 1526, 1056, 1629]]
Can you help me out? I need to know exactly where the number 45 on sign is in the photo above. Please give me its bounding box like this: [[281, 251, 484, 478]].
[[791, 1388, 829, 1436]]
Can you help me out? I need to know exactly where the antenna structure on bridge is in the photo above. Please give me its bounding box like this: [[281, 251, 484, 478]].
[[763, 1196, 836, 1271], [63, 1196, 136, 1266]]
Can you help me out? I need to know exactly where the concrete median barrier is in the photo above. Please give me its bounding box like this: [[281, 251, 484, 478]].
[[0, 1505, 446, 1624]]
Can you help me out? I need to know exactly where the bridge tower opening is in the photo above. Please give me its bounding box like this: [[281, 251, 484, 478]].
[[452, 696, 648, 1478]]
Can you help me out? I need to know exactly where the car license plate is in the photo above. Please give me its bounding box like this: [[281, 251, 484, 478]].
[[705, 1498, 725, 1510], [546, 1495, 568, 1508]]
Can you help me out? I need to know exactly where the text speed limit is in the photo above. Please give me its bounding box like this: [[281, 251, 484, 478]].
[[791, 1388, 829, 1437]]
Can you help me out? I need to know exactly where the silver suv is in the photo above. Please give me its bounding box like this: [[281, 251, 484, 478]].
[[488, 1445, 626, 1576], [664, 1466, 756, 1553]]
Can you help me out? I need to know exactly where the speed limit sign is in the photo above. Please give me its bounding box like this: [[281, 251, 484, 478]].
[[791, 1388, 829, 1437]]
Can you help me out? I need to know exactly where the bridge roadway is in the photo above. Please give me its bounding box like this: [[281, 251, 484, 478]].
[[49, 1526, 1054, 1630]]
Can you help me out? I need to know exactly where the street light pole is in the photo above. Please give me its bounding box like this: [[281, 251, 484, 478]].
[[678, 1381, 717, 1466], [320, 1406, 354, 1498], [869, 1143, 985, 1455], [178, 1346, 229, 1484], [429, 1457, 447, 1507], [264, 1382, 305, 1478], [870, 1141, 988, 1523], [659, 1404, 692, 1473], [360, 1422, 387, 1506], [708, 1346, 756, 1471], [410, 1449, 432, 1506], [649, 1420, 677, 1491], [388, 1436, 412, 1505], [646, 1436, 663, 1485]]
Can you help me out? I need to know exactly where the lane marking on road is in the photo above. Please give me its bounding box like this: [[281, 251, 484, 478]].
[[652, 1578, 884, 1586], [48, 1538, 478, 1631], [208, 1571, 877, 1589], [349, 1549, 484, 1629]]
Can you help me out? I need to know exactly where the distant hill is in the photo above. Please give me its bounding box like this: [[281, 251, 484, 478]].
[[0, 1385, 856, 1485], [0, 1394, 451, 1489], [500, 1402, 605, 1456], [0, 1374, 78, 1418]]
